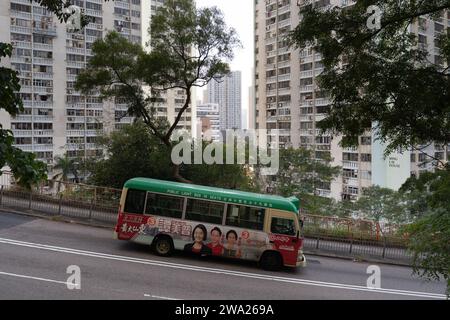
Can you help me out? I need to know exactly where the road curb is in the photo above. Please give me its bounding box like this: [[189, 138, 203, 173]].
[[0, 206, 114, 230]]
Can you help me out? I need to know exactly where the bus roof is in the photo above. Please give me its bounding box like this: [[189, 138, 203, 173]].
[[124, 178, 300, 214]]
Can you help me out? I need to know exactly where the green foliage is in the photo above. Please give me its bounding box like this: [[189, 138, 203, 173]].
[[75, 1, 240, 182], [406, 208, 450, 296], [400, 167, 450, 295], [52, 153, 80, 183], [290, 1, 450, 154], [354, 186, 409, 226], [87, 121, 173, 189], [88, 122, 258, 191], [271, 147, 340, 214]]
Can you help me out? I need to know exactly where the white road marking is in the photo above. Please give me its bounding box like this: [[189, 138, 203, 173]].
[[0, 237, 446, 299], [0, 271, 67, 286], [144, 294, 180, 300]]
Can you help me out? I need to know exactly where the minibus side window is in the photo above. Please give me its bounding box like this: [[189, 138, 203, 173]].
[[124, 189, 146, 214], [271, 217, 296, 236]]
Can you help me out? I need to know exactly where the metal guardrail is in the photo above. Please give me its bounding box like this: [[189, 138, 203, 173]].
[[0, 171, 412, 264]]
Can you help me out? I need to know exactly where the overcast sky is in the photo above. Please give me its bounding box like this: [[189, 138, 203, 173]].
[[195, 0, 254, 127]]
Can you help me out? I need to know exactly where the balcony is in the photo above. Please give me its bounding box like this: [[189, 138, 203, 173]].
[[34, 101, 53, 108], [33, 27, 57, 37], [11, 25, 32, 34], [14, 144, 33, 152], [300, 70, 313, 78], [86, 9, 102, 18], [12, 130, 32, 137], [33, 57, 53, 65], [11, 41, 31, 49], [13, 115, 32, 122], [33, 43, 53, 51], [33, 144, 53, 151], [10, 10, 32, 20], [33, 115, 53, 122], [67, 61, 86, 68], [67, 46, 85, 54], [20, 85, 32, 93], [33, 86, 53, 94], [33, 130, 53, 136], [300, 85, 314, 92], [342, 161, 359, 169], [278, 18, 291, 29], [277, 73, 290, 82], [115, 0, 130, 9], [34, 72, 53, 80]]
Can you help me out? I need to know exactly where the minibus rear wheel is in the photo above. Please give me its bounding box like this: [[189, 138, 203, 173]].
[[153, 236, 174, 257]]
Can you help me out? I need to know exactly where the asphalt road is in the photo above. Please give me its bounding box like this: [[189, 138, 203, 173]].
[[0, 211, 447, 300]]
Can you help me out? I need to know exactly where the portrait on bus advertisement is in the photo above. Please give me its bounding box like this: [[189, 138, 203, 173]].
[[124, 215, 273, 261]]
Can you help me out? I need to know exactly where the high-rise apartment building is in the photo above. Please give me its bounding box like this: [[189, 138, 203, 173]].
[[207, 71, 242, 130], [254, 0, 449, 201], [0, 0, 143, 175], [196, 103, 221, 142], [0, 0, 197, 180]]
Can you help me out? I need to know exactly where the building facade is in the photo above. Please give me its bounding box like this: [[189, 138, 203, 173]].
[[0, 0, 197, 180], [207, 71, 242, 131], [254, 0, 450, 201], [196, 103, 221, 142]]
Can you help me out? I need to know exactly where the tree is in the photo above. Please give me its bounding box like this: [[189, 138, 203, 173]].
[[353, 186, 409, 232], [400, 167, 450, 296], [88, 121, 258, 191], [76, 0, 241, 182], [52, 153, 80, 187], [88, 121, 173, 189], [289, 1, 450, 156], [271, 147, 340, 214]]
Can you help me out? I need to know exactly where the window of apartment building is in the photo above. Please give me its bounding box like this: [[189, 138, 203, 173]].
[[34, 137, 52, 144], [86, 2, 102, 11], [14, 137, 32, 145], [67, 123, 84, 130], [316, 105, 330, 114], [11, 3, 31, 13], [33, 35, 52, 44], [410, 153, 416, 162], [131, 0, 141, 5], [361, 153, 372, 162], [278, 81, 290, 89], [360, 136, 372, 145], [300, 122, 312, 129], [12, 123, 32, 130], [34, 123, 52, 130], [11, 33, 32, 42], [278, 122, 291, 130], [278, 12, 290, 21], [300, 63, 313, 71], [67, 137, 84, 144], [267, 57, 275, 64], [343, 152, 358, 161], [278, 67, 290, 75], [435, 152, 444, 160], [279, 95, 291, 102], [278, 53, 290, 62], [300, 78, 313, 86], [418, 153, 427, 162], [266, 70, 276, 77], [131, 10, 141, 18], [316, 136, 331, 144], [343, 169, 358, 178]]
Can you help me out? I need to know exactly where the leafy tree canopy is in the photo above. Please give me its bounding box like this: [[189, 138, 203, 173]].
[[290, 0, 450, 154]]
